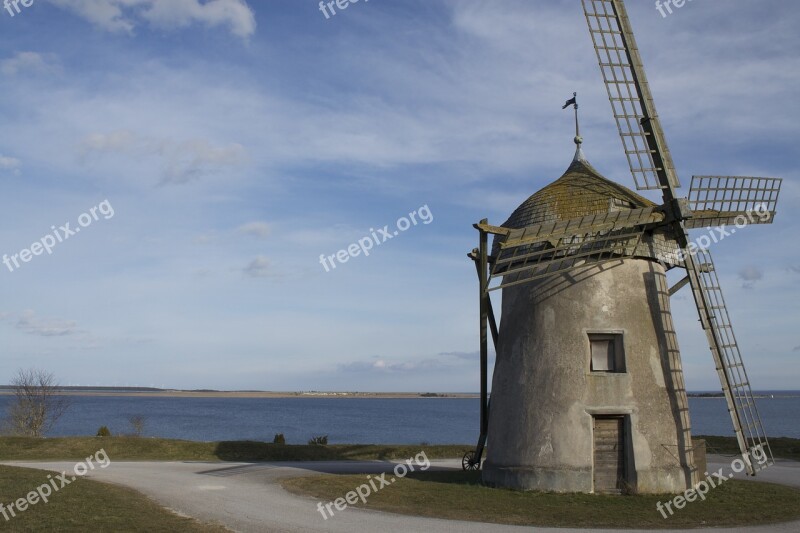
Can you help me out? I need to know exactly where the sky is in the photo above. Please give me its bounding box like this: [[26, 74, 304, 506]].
[[0, 0, 797, 392]]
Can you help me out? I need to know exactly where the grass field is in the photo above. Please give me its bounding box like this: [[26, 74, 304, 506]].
[[283, 470, 800, 529], [0, 465, 226, 532]]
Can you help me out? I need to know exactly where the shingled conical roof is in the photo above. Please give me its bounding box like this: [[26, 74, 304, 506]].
[[492, 147, 656, 257], [500, 150, 655, 230]]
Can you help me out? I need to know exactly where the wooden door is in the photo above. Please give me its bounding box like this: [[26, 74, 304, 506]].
[[593, 417, 625, 493]]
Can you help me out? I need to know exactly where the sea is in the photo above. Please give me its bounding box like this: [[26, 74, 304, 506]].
[[1, 391, 797, 444]]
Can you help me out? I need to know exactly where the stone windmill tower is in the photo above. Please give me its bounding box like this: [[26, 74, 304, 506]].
[[461, 0, 782, 494]]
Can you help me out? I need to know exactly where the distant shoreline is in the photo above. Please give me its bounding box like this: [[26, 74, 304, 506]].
[[0, 390, 480, 399], [0, 388, 795, 400], [687, 392, 797, 399]]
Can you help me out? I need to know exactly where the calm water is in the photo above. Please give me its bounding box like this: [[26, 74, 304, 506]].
[[0, 393, 797, 443]]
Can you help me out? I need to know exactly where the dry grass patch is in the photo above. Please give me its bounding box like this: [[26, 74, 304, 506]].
[[0, 465, 227, 532], [282, 470, 800, 529]]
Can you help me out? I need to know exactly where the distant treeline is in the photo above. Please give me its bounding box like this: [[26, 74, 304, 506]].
[[0, 386, 164, 392]]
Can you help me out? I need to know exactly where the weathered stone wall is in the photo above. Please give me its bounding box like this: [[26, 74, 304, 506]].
[[483, 258, 695, 493]]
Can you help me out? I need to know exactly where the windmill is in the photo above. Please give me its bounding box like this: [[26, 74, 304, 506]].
[[462, 0, 782, 494]]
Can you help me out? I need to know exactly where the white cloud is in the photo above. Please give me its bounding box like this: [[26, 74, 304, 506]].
[[0, 52, 58, 76], [81, 130, 139, 153], [339, 358, 433, 373], [0, 154, 21, 173], [334, 343, 497, 378], [236, 221, 271, 239], [46, 0, 136, 34], [192, 234, 215, 245], [15, 310, 78, 337], [338, 354, 472, 373], [140, 0, 256, 38], [439, 351, 478, 360], [46, 0, 256, 38], [80, 130, 245, 185], [161, 139, 245, 185], [242, 255, 273, 278]]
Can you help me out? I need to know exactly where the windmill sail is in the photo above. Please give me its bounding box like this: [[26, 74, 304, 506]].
[[490, 225, 646, 292], [497, 206, 663, 251], [582, 0, 679, 191], [687, 250, 774, 472], [688, 176, 782, 214]]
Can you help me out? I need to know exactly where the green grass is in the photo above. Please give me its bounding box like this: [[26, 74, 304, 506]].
[[0, 465, 226, 532], [698, 435, 800, 462], [282, 470, 800, 529], [1, 436, 798, 463], [0, 436, 470, 463]]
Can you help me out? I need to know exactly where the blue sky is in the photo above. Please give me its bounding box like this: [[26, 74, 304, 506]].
[[0, 0, 797, 392]]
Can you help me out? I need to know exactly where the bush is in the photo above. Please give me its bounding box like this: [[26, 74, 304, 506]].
[[273, 433, 286, 445], [4, 368, 70, 437], [128, 415, 147, 437], [308, 435, 328, 446], [96, 426, 112, 437]]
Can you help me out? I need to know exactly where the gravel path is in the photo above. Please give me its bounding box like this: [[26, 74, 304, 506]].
[[4, 456, 798, 532]]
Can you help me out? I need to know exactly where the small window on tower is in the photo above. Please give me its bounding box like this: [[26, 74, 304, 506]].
[[589, 334, 625, 373]]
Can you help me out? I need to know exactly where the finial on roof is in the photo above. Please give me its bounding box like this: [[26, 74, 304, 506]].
[[573, 143, 587, 163], [563, 92, 587, 163]]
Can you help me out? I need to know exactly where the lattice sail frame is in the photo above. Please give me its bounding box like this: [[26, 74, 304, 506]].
[[689, 176, 782, 214], [582, 0, 679, 191], [489, 226, 645, 292], [501, 206, 663, 251], [685, 175, 782, 229], [691, 250, 775, 468]]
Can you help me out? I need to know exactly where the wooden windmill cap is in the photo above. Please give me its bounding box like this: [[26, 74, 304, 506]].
[[492, 150, 656, 256], [501, 154, 655, 230]]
